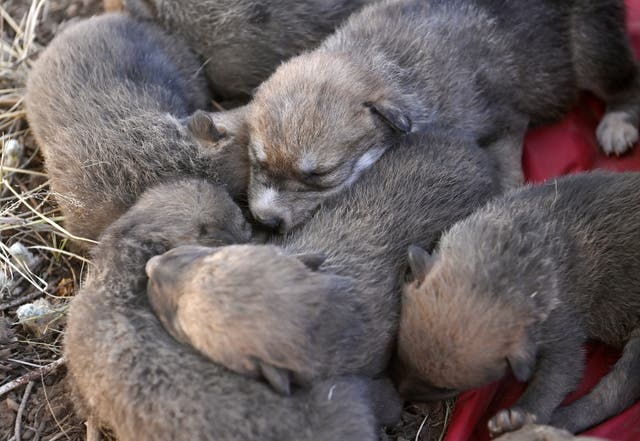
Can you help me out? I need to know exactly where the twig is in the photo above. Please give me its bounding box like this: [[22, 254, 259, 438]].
[[0, 357, 65, 397], [1, 179, 99, 245], [0, 290, 42, 311], [414, 413, 429, 441], [436, 401, 452, 441], [0, 165, 48, 177], [14, 380, 34, 441]]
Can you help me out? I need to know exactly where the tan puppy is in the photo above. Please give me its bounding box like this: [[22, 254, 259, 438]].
[[394, 171, 640, 435], [244, 0, 640, 232], [146, 244, 378, 395]]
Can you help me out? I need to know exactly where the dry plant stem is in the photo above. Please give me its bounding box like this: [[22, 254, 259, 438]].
[[2, 178, 98, 246], [0, 357, 65, 397], [0, 290, 42, 311], [14, 380, 35, 441]]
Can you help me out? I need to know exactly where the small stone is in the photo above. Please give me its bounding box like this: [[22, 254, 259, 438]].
[[3, 139, 23, 168], [16, 298, 56, 336], [8, 242, 38, 269]]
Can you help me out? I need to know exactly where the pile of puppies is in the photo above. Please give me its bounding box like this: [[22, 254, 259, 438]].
[[24, 0, 640, 440]]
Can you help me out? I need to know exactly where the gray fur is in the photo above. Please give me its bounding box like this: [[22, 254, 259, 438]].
[[396, 171, 640, 435], [64, 179, 396, 441], [146, 128, 506, 399], [245, 0, 640, 231], [26, 14, 248, 245], [123, 0, 377, 99]]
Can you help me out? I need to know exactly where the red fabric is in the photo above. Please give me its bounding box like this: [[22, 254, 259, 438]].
[[443, 1, 640, 439]]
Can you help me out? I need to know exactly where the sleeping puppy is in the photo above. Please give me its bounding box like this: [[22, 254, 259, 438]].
[[244, 0, 640, 232], [394, 171, 640, 436]]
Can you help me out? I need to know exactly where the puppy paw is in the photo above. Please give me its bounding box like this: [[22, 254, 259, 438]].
[[488, 407, 537, 437], [596, 111, 638, 156]]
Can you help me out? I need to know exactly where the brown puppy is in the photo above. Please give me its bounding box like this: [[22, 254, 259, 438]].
[[244, 0, 640, 232], [146, 244, 376, 395], [65, 179, 399, 440], [394, 171, 640, 435], [123, 0, 377, 100], [26, 14, 247, 245]]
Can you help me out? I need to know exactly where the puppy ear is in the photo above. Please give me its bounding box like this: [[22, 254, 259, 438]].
[[365, 100, 412, 134], [406, 245, 437, 282], [259, 362, 292, 396], [295, 253, 327, 271], [184, 110, 224, 142], [506, 332, 537, 382]]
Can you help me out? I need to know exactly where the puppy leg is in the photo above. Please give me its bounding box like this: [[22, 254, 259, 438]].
[[550, 328, 640, 433], [572, 0, 640, 155], [489, 316, 585, 437], [86, 417, 102, 441], [484, 118, 528, 192]]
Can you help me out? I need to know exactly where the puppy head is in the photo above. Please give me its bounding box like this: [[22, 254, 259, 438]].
[[246, 52, 412, 232], [114, 179, 251, 251], [394, 245, 537, 401], [146, 243, 347, 395]]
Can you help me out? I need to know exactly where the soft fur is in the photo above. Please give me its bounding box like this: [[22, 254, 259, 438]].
[[26, 14, 248, 245], [146, 244, 379, 396], [395, 171, 640, 435], [124, 0, 377, 99], [147, 128, 508, 397], [244, 0, 640, 231], [64, 179, 399, 440]]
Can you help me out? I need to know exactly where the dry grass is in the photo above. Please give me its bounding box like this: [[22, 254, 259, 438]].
[[0, 1, 100, 439], [0, 1, 451, 439]]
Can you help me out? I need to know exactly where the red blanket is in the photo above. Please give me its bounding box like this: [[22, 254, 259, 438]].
[[443, 2, 640, 439]]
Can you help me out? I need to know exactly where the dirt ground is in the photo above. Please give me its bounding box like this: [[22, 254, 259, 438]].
[[0, 1, 450, 440]]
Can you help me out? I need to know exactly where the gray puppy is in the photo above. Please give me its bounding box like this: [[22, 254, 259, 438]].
[[124, 0, 377, 99], [65, 179, 399, 441], [26, 14, 247, 245], [147, 127, 507, 395], [395, 171, 640, 435], [244, 0, 640, 232]]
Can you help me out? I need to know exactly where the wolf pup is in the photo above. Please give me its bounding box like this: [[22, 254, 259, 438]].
[[394, 171, 640, 436], [244, 0, 640, 232], [65, 179, 399, 441], [124, 0, 377, 99], [26, 14, 247, 245], [147, 127, 508, 396], [146, 244, 380, 395]]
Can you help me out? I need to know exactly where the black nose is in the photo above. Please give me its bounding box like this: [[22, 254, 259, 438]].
[[257, 215, 283, 231]]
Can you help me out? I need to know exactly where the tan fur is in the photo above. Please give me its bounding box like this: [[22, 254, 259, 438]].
[[146, 244, 377, 393], [397, 259, 532, 394], [245, 0, 640, 232], [103, 0, 124, 11]]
